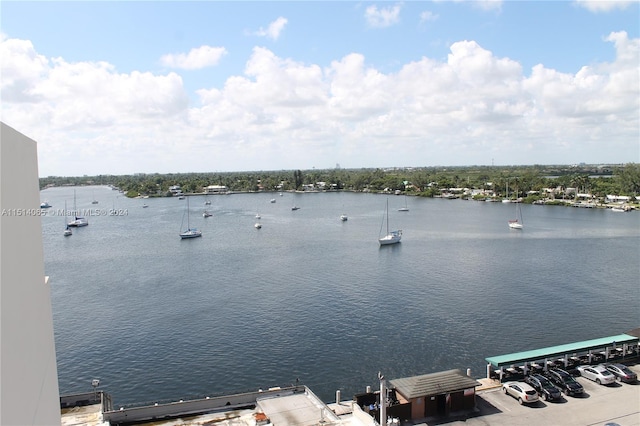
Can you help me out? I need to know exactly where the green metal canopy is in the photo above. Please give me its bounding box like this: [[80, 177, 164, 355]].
[[486, 334, 638, 367]]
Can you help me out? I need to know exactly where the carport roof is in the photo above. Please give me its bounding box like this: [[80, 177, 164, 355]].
[[389, 369, 480, 400], [485, 333, 638, 367]]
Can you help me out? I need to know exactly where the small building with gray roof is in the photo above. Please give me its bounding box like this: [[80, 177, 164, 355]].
[[388, 369, 481, 420]]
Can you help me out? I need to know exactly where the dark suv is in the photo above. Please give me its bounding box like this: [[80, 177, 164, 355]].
[[525, 374, 562, 401], [545, 369, 584, 396]]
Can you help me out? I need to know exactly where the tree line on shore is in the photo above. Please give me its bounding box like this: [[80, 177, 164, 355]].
[[40, 163, 640, 202]]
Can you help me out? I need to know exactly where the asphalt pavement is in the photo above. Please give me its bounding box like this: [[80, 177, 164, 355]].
[[441, 364, 640, 426]]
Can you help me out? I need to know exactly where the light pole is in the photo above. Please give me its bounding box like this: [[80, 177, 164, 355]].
[[378, 372, 386, 426], [92, 379, 100, 402]]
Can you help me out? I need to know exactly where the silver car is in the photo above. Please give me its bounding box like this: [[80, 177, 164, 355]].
[[576, 364, 616, 385], [604, 363, 638, 383], [503, 381, 540, 405]]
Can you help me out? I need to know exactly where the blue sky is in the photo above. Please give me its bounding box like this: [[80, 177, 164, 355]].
[[1, 1, 638, 176]]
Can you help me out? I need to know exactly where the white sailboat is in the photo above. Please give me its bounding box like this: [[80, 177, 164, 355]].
[[502, 180, 511, 203], [67, 190, 88, 227], [379, 199, 402, 245], [508, 188, 523, 229], [180, 197, 202, 239], [398, 195, 409, 212], [508, 208, 523, 229]]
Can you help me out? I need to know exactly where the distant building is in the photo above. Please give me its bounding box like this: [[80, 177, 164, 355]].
[[169, 185, 182, 195], [205, 185, 228, 194], [607, 195, 630, 202]]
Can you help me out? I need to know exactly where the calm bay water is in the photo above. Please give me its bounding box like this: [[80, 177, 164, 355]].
[[40, 186, 640, 406]]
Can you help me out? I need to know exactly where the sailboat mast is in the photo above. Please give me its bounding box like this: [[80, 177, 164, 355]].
[[386, 199, 389, 234]]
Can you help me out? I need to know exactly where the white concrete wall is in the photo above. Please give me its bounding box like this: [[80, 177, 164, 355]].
[[1, 122, 61, 425]]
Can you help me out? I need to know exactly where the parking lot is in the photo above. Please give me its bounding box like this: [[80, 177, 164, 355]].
[[444, 364, 640, 426]]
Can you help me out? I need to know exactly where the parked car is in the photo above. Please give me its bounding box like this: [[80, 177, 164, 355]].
[[545, 369, 584, 396], [502, 381, 540, 405], [604, 363, 638, 383], [525, 374, 562, 401], [576, 365, 616, 385]]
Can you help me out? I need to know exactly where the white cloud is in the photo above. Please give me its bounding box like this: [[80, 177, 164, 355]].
[[160, 45, 227, 70], [0, 36, 49, 102], [254, 17, 288, 40], [420, 11, 439, 23], [432, 0, 502, 12], [365, 3, 402, 28], [473, 0, 503, 12], [574, 0, 635, 12], [1, 30, 638, 176]]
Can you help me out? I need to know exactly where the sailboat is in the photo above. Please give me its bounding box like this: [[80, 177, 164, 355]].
[[203, 194, 212, 216], [67, 190, 88, 227], [180, 197, 202, 239], [508, 204, 523, 229], [378, 199, 402, 245], [398, 195, 409, 212], [63, 201, 72, 236], [508, 188, 523, 229], [91, 190, 98, 204], [502, 180, 511, 203]]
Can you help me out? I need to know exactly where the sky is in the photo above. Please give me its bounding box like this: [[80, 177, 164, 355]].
[[1, 1, 639, 177]]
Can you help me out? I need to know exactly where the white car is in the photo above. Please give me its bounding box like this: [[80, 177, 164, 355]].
[[576, 364, 616, 385], [503, 381, 540, 405]]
